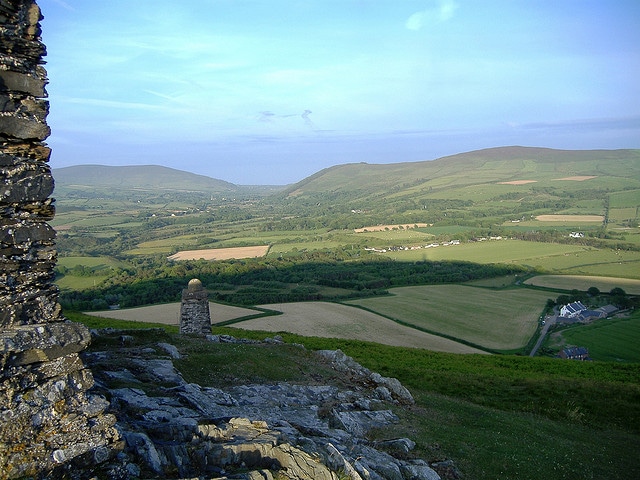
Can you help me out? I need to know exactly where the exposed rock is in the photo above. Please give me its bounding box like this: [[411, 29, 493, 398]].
[[317, 349, 415, 405], [82, 329, 443, 479]]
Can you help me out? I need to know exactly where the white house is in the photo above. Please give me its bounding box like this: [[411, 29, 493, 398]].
[[560, 301, 587, 318]]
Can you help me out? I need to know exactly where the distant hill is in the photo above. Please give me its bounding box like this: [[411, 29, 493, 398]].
[[281, 146, 640, 200], [53, 164, 237, 193]]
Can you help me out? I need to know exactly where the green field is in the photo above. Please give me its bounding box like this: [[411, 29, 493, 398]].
[[345, 285, 552, 351], [56, 256, 127, 290], [378, 240, 640, 278], [549, 311, 640, 363]]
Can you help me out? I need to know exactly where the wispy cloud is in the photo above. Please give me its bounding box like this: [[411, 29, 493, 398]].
[[62, 96, 172, 111], [406, 0, 458, 31], [48, 0, 76, 11]]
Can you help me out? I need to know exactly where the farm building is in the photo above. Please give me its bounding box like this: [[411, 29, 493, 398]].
[[560, 301, 587, 318], [559, 346, 590, 361]]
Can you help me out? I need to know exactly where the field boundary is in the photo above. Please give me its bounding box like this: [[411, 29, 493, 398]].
[[341, 302, 495, 353]]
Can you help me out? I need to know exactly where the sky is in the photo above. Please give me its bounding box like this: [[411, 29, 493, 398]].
[[38, 0, 640, 185]]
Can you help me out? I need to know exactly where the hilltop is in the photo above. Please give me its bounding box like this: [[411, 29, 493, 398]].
[[280, 146, 640, 200]]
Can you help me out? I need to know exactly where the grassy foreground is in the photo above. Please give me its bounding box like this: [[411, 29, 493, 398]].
[[69, 312, 640, 479]]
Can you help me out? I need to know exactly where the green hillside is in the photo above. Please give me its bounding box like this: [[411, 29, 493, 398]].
[[283, 146, 640, 196], [274, 146, 640, 231]]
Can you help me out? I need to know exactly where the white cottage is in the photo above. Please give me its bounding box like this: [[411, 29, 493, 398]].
[[560, 301, 587, 318]]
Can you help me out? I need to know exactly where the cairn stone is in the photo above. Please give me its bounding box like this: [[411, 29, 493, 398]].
[[0, 2, 120, 477], [180, 278, 212, 335]]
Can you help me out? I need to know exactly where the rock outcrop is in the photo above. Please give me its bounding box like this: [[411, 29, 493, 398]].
[[0, 2, 120, 478], [84, 329, 442, 480]]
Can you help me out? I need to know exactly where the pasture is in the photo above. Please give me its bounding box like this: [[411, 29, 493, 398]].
[[378, 239, 640, 278], [524, 275, 640, 295], [345, 285, 552, 351], [56, 256, 127, 290], [550, 311, 640, 363]]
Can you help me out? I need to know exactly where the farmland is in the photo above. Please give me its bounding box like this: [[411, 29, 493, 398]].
[[53, 149, 640, 480], [345, 285, 551, 352], [53, 147, 640, 359], [233, 301, 486, 353]]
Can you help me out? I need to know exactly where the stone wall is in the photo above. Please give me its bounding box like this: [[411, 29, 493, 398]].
[[0, 1, 119, 478]]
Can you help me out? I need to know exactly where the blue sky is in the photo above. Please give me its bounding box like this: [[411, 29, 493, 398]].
[[39, 0, 640, 184]]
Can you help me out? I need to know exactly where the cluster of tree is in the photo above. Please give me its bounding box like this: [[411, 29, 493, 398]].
[[547, 286, 635, 310]]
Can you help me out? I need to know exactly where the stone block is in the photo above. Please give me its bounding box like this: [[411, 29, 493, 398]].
[[0, 69, 45, 96], [0, 114, 50, 139], [1, 162, 54, 202]]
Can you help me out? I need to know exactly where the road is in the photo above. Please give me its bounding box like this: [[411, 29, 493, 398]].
[[529, 311, 557, 357]]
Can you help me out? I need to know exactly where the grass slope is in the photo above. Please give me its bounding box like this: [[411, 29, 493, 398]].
[[282, 146, 640, 197], [69, 312, 640, 480]]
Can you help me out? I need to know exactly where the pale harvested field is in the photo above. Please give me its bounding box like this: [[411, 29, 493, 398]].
[[535, 214, 604, 222], [354, 223, 431, 233], [497, 180, 537, 185], [237, 302, 487, 354], [167, 245, 270, 261], [553, 176, 597, 181], [88, 302, 260, 325], [524, 275, 640, 295]]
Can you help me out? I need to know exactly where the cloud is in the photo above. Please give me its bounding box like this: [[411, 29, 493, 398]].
[[406, 0, 458, 31], [48, 0, 76, 11]]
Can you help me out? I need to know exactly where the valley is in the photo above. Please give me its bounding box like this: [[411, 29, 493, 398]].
[[53, 146, 640, 360], [52, 147, 640, 479]]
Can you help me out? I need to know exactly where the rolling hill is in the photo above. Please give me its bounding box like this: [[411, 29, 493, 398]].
[[53, 164, 237, 193], [281, 146, 640, 198]]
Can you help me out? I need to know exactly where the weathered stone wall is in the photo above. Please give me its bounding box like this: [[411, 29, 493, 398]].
[[180, 278, 212, 335], [0, 1, 119, 477]]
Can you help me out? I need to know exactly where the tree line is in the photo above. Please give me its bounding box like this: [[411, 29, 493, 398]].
[[59, 252, 525, 311]]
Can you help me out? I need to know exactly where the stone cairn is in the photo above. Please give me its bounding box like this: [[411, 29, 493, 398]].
[[0, 2, 120, 478], [180, 278, 212, 335]]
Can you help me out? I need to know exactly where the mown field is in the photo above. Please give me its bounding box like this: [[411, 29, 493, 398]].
[[345, 285, 552, 352]]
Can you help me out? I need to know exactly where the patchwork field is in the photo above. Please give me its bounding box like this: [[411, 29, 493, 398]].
[[524, 275, 640, 295], [238, 302, 486, 354], [346, 285, 553, 351], [167, 245, 270, 261]]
